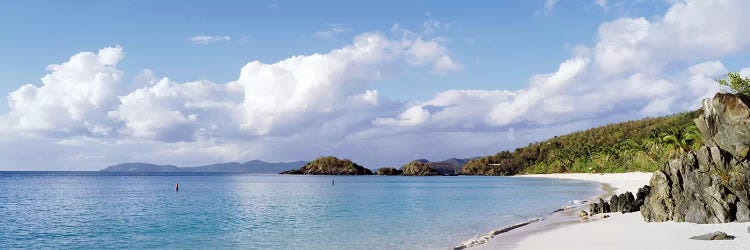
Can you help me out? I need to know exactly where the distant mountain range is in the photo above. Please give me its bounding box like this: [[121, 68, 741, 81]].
[[101, 160, 308, 173]]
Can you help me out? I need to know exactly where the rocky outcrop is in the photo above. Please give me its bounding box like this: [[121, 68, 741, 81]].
[[400, 161, 442, 176], [695, 93, 750, 159], [641, 93, 750, 223], [589, 186, 650, 215], [280, 156, 373, 175], [376, 167, 402, 175]]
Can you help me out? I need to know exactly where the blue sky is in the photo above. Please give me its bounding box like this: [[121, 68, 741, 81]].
[[0, 0, 673, 109], [0, 0, 749, 170]]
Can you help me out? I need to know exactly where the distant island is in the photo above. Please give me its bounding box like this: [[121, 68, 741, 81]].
[[101, 160, 308, 173], [281, 157, 472, 176]]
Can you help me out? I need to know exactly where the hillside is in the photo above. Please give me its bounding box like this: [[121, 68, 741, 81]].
[[101, 160, 307, 173], [280, 156, 373, 175], [412, 158, 471, 175], [462, 110, 702, 175], [102, 163, 181, 172]]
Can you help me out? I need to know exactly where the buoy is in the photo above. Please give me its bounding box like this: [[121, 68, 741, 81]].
[[176, 182, 179, 192]]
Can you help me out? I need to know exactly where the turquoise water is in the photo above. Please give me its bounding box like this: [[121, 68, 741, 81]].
[[0, 172, 599, 249]]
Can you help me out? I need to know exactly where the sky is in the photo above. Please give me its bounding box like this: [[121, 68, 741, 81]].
[[1, 0, 749, 170]]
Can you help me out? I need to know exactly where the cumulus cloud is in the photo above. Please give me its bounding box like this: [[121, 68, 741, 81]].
[[593, 0, 750, 75], [189, 35, 232, 45], [374, 0, 750, 135], [2, 46, 124, 136], [1, 30, 460, 144], [2, 0, 750, 170]]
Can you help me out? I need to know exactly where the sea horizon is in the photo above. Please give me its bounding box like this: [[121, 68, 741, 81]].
[[0, 172, 599, 249]]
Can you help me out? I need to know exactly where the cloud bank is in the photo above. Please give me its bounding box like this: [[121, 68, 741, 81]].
[[1, 0, 749, 170]]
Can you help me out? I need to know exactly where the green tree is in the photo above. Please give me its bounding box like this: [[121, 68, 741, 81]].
[[717, 72, 750, 96]]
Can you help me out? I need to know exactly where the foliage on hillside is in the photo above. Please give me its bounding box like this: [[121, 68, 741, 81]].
[[461, 110, 703, 175], [400, 161, 441, 176], [281, 156, 373, 175], [376, 167, 401, 175]]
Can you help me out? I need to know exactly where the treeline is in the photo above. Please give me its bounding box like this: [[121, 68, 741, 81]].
[[461, 110, 703, 175]]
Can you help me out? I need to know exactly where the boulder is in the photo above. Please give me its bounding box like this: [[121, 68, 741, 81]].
[[642, 93, 750, 223], [694, 93, 750, 159], [689, 231, 735, 240]]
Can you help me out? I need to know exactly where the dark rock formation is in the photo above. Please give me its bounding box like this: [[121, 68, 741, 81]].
[[400, 161, 442, 176], [590, 187, 650, 215], [641, 93, 750, 223], [689, 231, 735, 240], [376, 167, 402, 175], [280, 156, 373, 175]]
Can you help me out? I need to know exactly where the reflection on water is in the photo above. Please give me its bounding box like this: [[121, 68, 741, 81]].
[[0, 172, 598, 249]]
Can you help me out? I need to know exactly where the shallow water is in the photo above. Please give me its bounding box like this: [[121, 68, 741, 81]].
[[0, 172, 598, 249]]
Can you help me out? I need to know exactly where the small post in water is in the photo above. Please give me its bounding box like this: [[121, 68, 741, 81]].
[[176, 182, 179, 192]]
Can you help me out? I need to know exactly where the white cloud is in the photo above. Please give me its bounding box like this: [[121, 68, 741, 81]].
[[235, 32, 459, 135], [740, 67, 750, 78], [593, 0, 750, 75], [1, 46, 123, 136], [1, 29, 459, 144], [314, 24, 348, 39], [543, 0, 559, 14], [595, 0, 607, 9], [374, 0, 750, 135], [2, 0, 750, 170], [189, 35, 232, 45]]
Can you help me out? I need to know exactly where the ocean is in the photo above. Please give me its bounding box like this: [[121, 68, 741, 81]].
[[0, 172, 599, 249]]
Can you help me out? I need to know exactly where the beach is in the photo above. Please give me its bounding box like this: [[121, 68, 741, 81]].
[[477, 172, 750, 250]]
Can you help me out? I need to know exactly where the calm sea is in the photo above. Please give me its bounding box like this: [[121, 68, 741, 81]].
[[0, 172, 599, 249]]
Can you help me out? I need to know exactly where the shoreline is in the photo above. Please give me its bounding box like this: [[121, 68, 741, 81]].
[[464, 172, 651, 250], [472, 172, 750, 250]]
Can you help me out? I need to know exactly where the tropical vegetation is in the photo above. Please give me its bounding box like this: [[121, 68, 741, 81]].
[[461, 110, 703, 175], [717, 72, 750, 96]]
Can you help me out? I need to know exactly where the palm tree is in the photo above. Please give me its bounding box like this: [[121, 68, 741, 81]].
[[660, 125, 703, 157]]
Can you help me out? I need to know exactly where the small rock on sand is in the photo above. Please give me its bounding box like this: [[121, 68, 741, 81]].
[[689, 231, 734, 240]]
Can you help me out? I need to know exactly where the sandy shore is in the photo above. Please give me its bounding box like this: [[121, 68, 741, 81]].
[[476, 172, 750, 250]]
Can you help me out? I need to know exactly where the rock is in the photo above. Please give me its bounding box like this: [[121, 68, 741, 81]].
[[280, 156, 373, 175], [694, 93, 750, 159], [589, 203, 602, 215], [642, 93, 750, 224], [400, 161, 442, 176], [376, 167, 402, 175], [578, 210, 589, 218], [636, 185, 651, 200], [610, 194, 620, 213], [590, 191, 645, 215], [602, 214, 610, 218], [689, 231, 735, 240]]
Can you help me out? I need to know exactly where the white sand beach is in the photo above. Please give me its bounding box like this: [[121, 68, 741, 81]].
[[477, 172, 750, 250]]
